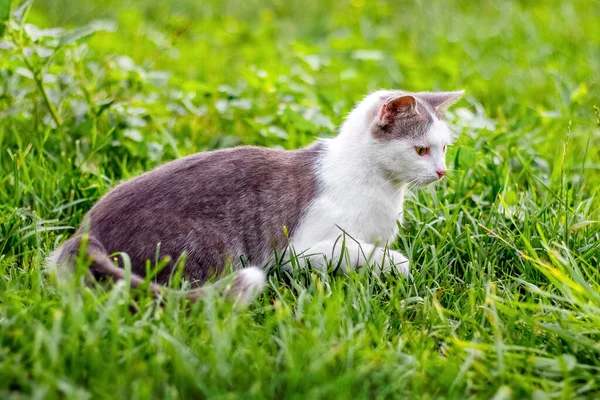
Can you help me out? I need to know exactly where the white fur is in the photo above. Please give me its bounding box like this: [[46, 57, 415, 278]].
[[230, 266, 266, 306], [45, 247, 61, 271], [290, 90, 455, 275], [45, 244, 73, 282]]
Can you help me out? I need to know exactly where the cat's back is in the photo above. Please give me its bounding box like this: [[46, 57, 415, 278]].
[[84, 142, 324, 279], [89, 143, 322, 214]]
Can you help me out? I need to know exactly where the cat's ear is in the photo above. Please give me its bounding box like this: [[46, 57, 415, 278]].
[[378, 95, 419, 121], [419, 91, 464, 117]]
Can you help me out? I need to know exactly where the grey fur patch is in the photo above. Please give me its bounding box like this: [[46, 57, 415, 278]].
[[71, 142, 324, 285], [370, 91, 441, 142]]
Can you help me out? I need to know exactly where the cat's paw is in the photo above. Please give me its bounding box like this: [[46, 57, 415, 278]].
[[376, 249, 410, 277]]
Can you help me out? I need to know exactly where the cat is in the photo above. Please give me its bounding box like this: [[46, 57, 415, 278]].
[[48, 89, 463, 305]]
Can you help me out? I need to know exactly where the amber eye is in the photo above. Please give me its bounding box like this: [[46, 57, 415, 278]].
[[415, 146, 429, 156]]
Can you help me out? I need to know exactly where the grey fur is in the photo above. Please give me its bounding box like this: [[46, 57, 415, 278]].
[[372, 92, 438, 141], [415, 91, 465, 118], [51, 142, 324, 294]]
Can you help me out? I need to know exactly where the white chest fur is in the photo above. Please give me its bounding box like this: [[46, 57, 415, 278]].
[[290, 138, 406, 252]]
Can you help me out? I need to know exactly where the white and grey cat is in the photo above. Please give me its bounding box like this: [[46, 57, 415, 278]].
[[48, 89, 463, 304]]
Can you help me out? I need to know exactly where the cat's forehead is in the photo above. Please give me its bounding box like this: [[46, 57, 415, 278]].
[[426, 118, 452, 146]]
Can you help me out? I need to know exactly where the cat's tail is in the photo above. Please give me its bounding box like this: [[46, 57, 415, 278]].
[[46, 235, 266, 307]]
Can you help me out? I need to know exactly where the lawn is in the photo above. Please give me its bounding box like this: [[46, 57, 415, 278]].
[[1, 0, 599, 398]]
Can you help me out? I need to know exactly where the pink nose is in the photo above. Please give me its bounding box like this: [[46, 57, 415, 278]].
[[436, 170, 446, 178]]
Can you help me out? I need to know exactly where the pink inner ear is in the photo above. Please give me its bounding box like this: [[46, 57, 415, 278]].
[[382, 95, 418, 121], [378, 103, 388, 121]]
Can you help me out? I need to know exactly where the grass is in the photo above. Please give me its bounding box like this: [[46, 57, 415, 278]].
[[1, 0, 600, 398]]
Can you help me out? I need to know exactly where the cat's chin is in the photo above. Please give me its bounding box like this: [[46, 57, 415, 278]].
[[413, 177, 443, 188], [390, 177, 437, 189]]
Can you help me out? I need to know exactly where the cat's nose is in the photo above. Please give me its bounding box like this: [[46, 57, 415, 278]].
[[436, 170, 446, 178]]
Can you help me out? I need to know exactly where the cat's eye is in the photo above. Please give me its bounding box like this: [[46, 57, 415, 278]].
[[415, 146, 429, 156]]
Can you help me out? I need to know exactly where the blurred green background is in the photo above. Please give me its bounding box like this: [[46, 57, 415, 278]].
[[33, 0, 600, 114]]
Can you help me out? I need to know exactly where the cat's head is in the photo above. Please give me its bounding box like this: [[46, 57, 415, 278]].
[[350, 90, 464, 187]]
